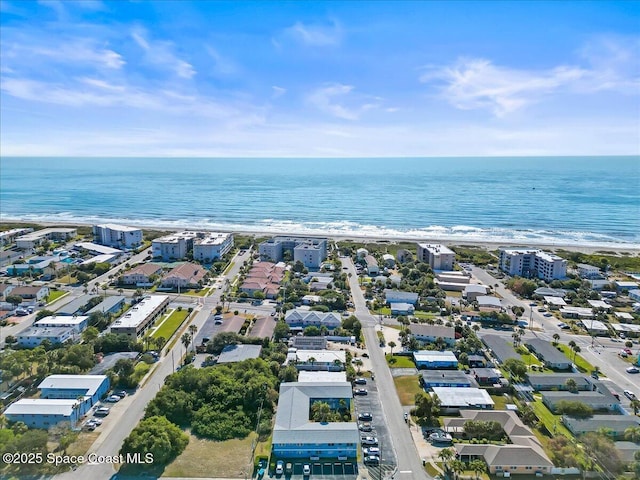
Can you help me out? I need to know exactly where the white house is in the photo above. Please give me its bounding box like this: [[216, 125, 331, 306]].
[[409, 324, 455, 346], [285, 310, 342, 330], [384, 289, 419, 305], [365, 255, 379, 275]]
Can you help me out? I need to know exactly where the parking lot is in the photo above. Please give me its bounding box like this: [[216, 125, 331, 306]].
[[269, 461, 357, 479], [352, 377, 396, 470]]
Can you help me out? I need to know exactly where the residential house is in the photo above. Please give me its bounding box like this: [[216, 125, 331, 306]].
[[432, 387, 494, 413], [524, 339, 571, 370], [384, 289, 419, 305], [542, 390, 620, 413], [413, 351, 458, 369], [160, 262, 207, 290], [409, 324, 455, 346], [390, 302, 415, 315], [10, 285, 50, 304], [481, 335, 520, 364], [472, 368, 502, 386], [463, 284, 489, 302], [421, 370, 474, 389], [527, 373, 592, 391], [382, 254, 395, 267], [285, 310, 342, 331], [121, 263, 163, 286], [364, 255, 379, 275]]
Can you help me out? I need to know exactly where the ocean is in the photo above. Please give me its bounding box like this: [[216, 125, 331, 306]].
[[0, 156, 639, 248]]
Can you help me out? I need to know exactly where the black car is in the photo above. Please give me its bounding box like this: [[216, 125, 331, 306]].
[[354, 378, 367, 385], [358, 412, 373, 421]]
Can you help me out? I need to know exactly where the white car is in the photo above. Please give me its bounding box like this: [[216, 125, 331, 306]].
[[302, 464, 311, 476], [275, 460, 284, 475], [626, 366, 639, 374], [624, 390, 637, 400]]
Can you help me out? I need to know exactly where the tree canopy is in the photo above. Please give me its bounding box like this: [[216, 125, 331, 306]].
[[120, 416, 188, 465]]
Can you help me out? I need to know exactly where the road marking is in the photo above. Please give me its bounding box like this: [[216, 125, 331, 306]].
[[400, 470, 412, 473]]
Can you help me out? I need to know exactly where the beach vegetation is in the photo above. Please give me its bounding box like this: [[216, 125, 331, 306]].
[[450, 246, 498, 266], [120, 415, 189, 467], [505, 277, 538, 298]]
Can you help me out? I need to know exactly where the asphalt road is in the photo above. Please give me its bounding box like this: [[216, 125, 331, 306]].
[[341, 256, 430, 480], [54, 248, 250, 480]]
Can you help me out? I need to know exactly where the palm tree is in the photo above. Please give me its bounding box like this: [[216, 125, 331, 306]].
[[181, 333, 192, 361], [630, 398, 640, 416], [472, 324, 480, 333], [450, 459, 465, 480], [552, 333, 560, 345], [470, 459, 487, 480], [388, 341, 397, 356], [568, 340, 577, 349], [572, 345, 581, 363], [188, 324, 198, 351], [624, 425, 640, 443], [155, 336, 166, 351], [565, 378, 578, 393], [438, 447, 455, 473]]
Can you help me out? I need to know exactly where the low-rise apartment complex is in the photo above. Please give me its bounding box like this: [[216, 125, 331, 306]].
[[16, 228, 77, 249], [110, 295, 169, 338]]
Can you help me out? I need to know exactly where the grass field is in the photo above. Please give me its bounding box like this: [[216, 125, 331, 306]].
[[393, 375, 423, 405], [490, 394, 511, 410], [55, 275, 77, 285], [163, 432, 255, 478], [557, 344, 596, 373], [386, 354, 415, 368], [151, 309, 190, 340], [531, 397, 572, 438], [46, 289, 68, 303], [66, 431, 100, 457]]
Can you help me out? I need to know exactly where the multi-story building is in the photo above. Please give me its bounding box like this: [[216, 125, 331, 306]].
[[93, 224, 143, 249], [259, 236, 327, 269], [17, 326, 77, 348], [151, 231, 198, 260], [0, 228, 33, 246], [193, 232, 234, 261], [416, 243, 455, 271], [34, 315, 89, 333], [16, 228, 77, 250], [4, 399, 83, 429], [110, 295, 169, 338], [285, 310, 342, 330], [499, 248, 567, 281]]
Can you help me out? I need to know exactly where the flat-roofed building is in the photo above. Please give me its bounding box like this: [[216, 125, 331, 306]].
[[615, 281, 638, 291], [290, 336, 328, 350], [152, 231, 198, 260], [464, 284, 489, 301], [193, 232, 234, 261], [217, 344, 262, 363], [298, 371, 347, 382], [476, 296, 502, 309], [417, 243, 455, 271], [74, 242, 123, 256], [409, 324, 455, 346], [110, 295, 169, 338], [288, 349, 346, 371], [161, 262, 207, 289], [588, 299, 612, 310], [93, 224, 143, 249], [272, 381, 358, 459], [38, 374, 109, 412], [259, 237, 327, 269], [421, 370, 473, 389], [432, 387, 494, 412], [17, 326, 76, 348], [4, 399, 82, 429], [34, 315, 89, 333], [544, 296, 567, 309], [560, 306, 595, 319], [413, 351, 458, 369], [576, 263, 601, 278], [499, 248, 566, 281], [16, 228, 77, 249], [524, 339, 571, 370], [580, 319, 609, 335], [0, 228, 33, 246], [390, 302, 415, 315]]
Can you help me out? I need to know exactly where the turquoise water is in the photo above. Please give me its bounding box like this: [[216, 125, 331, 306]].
[[0, 156, 638, 248]]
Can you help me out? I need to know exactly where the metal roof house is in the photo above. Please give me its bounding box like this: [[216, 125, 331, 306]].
[[272, 382, 359, 459], [413, 351, 458, 369], [4, 399, 82, 430], [481, 334, 520, 364], [524, 339, 571, 370], [562, 415, 640, 439]]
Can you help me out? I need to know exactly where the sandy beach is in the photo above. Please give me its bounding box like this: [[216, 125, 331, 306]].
[[2, 220, 638, 256]]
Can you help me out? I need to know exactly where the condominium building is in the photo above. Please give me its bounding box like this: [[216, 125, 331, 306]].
[[93, 224, 143, 249], [151, 231, 198, 260], [416, 243, 455, 271], [259, 236, 327, 269], [161, 262, 207, 289], [193, 232, 234, 261], [499, 248, 567, 281], [16, 228, 77, 249], [110, 295, 169, 338], [0, 228, 33, 246]]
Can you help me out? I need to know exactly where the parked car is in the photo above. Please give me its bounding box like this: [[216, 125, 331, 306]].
[[303, 464, 311, 477], [624, 390, 637, 399], [94, 407, 110, 416], [285, 463, 292, 475], [363, 447, 380, 456], [359, 422, 373, 432], [354, 377, 367, 385], [354, 388, 368, 396], [114, 391, 127, 398], [358, 413, 373, 421], [624, 348, 633, 355], [619, 350, 629, 358], [275, 460, 284, 475], [364, 455, 380, 465], [361, 353, 369, 358], [626, 366, 639, 374], [105, 395, 121, 402], [361, 436, 378, 446]]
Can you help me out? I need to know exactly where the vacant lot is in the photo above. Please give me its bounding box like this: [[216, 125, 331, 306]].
[[163, 432, 255, 478], [393, 375, 423, 405], [151, 309, 189, 340]]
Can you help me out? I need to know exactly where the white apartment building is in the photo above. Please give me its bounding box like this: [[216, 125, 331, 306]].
[[110, 295, 169, 338], [259, 236, 327, 269], [151, 231, 198, 260], [16, 228, 77, 249], [93, 224, 143, 249], [193, 232, 234, 261], [499, 248, 567, 281], [576, 263, 600, 278], [416, 243, 455, 271]]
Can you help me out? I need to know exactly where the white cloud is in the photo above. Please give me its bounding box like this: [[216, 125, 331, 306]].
[[422, 37, 640, 117], [131, 27, 196, 79], [282, 20, 342, 46], [307, 83, 382, 120], [421, 58, 587, 116], [271, 86, 286, 98]]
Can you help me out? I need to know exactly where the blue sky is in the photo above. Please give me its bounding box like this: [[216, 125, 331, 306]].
[[1, 0, 638, 157]]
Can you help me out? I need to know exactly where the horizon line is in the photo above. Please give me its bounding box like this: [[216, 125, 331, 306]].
[[1, 154, 639, 159]]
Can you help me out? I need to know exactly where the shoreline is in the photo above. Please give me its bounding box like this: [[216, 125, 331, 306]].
[[2, 219, 639, 256]]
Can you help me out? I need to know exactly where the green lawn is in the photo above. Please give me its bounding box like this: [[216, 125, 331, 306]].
[[393, 375, 423, 405], [490, 394, 510, 410], [557, 344, 597, 373], [151, 309, 190, 340], [46, 289, 67, 303], [530, 398, 573, 438], [386, 354, 416, 368]]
